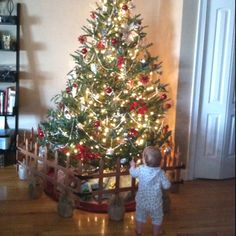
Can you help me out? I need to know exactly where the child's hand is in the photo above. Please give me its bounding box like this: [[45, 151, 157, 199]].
[[129, 159, 136, 168]]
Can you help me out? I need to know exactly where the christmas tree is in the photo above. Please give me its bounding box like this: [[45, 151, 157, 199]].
[[38, 0, 172, 169]]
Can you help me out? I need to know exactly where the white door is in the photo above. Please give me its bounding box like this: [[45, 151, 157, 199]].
[[193, 0, 235, 179]]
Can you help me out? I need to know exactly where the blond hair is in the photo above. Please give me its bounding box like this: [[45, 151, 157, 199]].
[[143, 146, 162, 167]]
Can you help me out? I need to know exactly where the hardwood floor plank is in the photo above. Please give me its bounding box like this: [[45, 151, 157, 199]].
[[0, 166, 235, 236]]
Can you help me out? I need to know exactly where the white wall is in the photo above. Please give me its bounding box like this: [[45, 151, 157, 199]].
[[175, 0, 200, 176], [1, 0, 183, 138]]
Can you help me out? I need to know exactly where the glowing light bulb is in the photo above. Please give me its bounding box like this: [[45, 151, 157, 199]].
[[137, 159, 142, 165], [139, 139, 144, 145]]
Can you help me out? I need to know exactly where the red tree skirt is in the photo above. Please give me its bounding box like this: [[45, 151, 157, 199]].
[[44, 176, 136, 213]]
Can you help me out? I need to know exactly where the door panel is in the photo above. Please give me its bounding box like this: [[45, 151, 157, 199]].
[[194, 0, 235, 179]]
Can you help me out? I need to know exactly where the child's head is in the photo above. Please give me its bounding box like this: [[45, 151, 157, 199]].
[[142, 146, 162, 167]]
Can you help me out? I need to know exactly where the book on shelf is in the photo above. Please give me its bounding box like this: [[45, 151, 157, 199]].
[[0, 86, 15, 114]]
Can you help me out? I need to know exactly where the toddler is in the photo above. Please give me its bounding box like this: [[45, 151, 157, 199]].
[[129, 146, 171, 236]]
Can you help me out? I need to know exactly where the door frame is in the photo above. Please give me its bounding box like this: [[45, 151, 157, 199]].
[[183, 0, 208, 180]]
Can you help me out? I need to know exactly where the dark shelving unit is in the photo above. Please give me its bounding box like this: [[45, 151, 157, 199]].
[[0, 3, 20, 166]]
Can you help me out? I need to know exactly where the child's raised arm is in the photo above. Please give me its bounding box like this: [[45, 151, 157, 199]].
[[160, 170, 171, 190], [129, 159, 139, 178]]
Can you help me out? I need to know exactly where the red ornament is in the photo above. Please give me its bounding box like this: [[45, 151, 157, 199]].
[[129, 101, 148, 115], [111, 38, 118, 45], [129, 101, 140, 111], [73, 83, 78, 88], [105, 86, 113, 94], [78, 35, 87, 44], [163, 125, 169, 134], [66, 87, 71, 93], [128, 128, 139, 138], [81, 48, 88, 54], [138, 104, 148, 115], [75, 144, 100, 160], [37, 127, 44, 138], [94, 120, 101, 128], [165, 103, 172, 109], [90, 11, 96, 19], [122, 4, 128, 11], [117, 56, 124, 69], [160, 93, 167, 100], [140, 75, 149, 85], [97, 41, 105, 50]]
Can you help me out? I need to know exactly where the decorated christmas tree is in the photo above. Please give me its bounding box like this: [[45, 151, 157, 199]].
[[38, 0, 172, 169]]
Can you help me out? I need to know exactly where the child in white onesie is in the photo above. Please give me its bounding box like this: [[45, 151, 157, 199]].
[[129, 146, 171, 236]]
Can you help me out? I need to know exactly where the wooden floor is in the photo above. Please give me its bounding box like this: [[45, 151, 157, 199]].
[[0, 166, 235, 236]]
